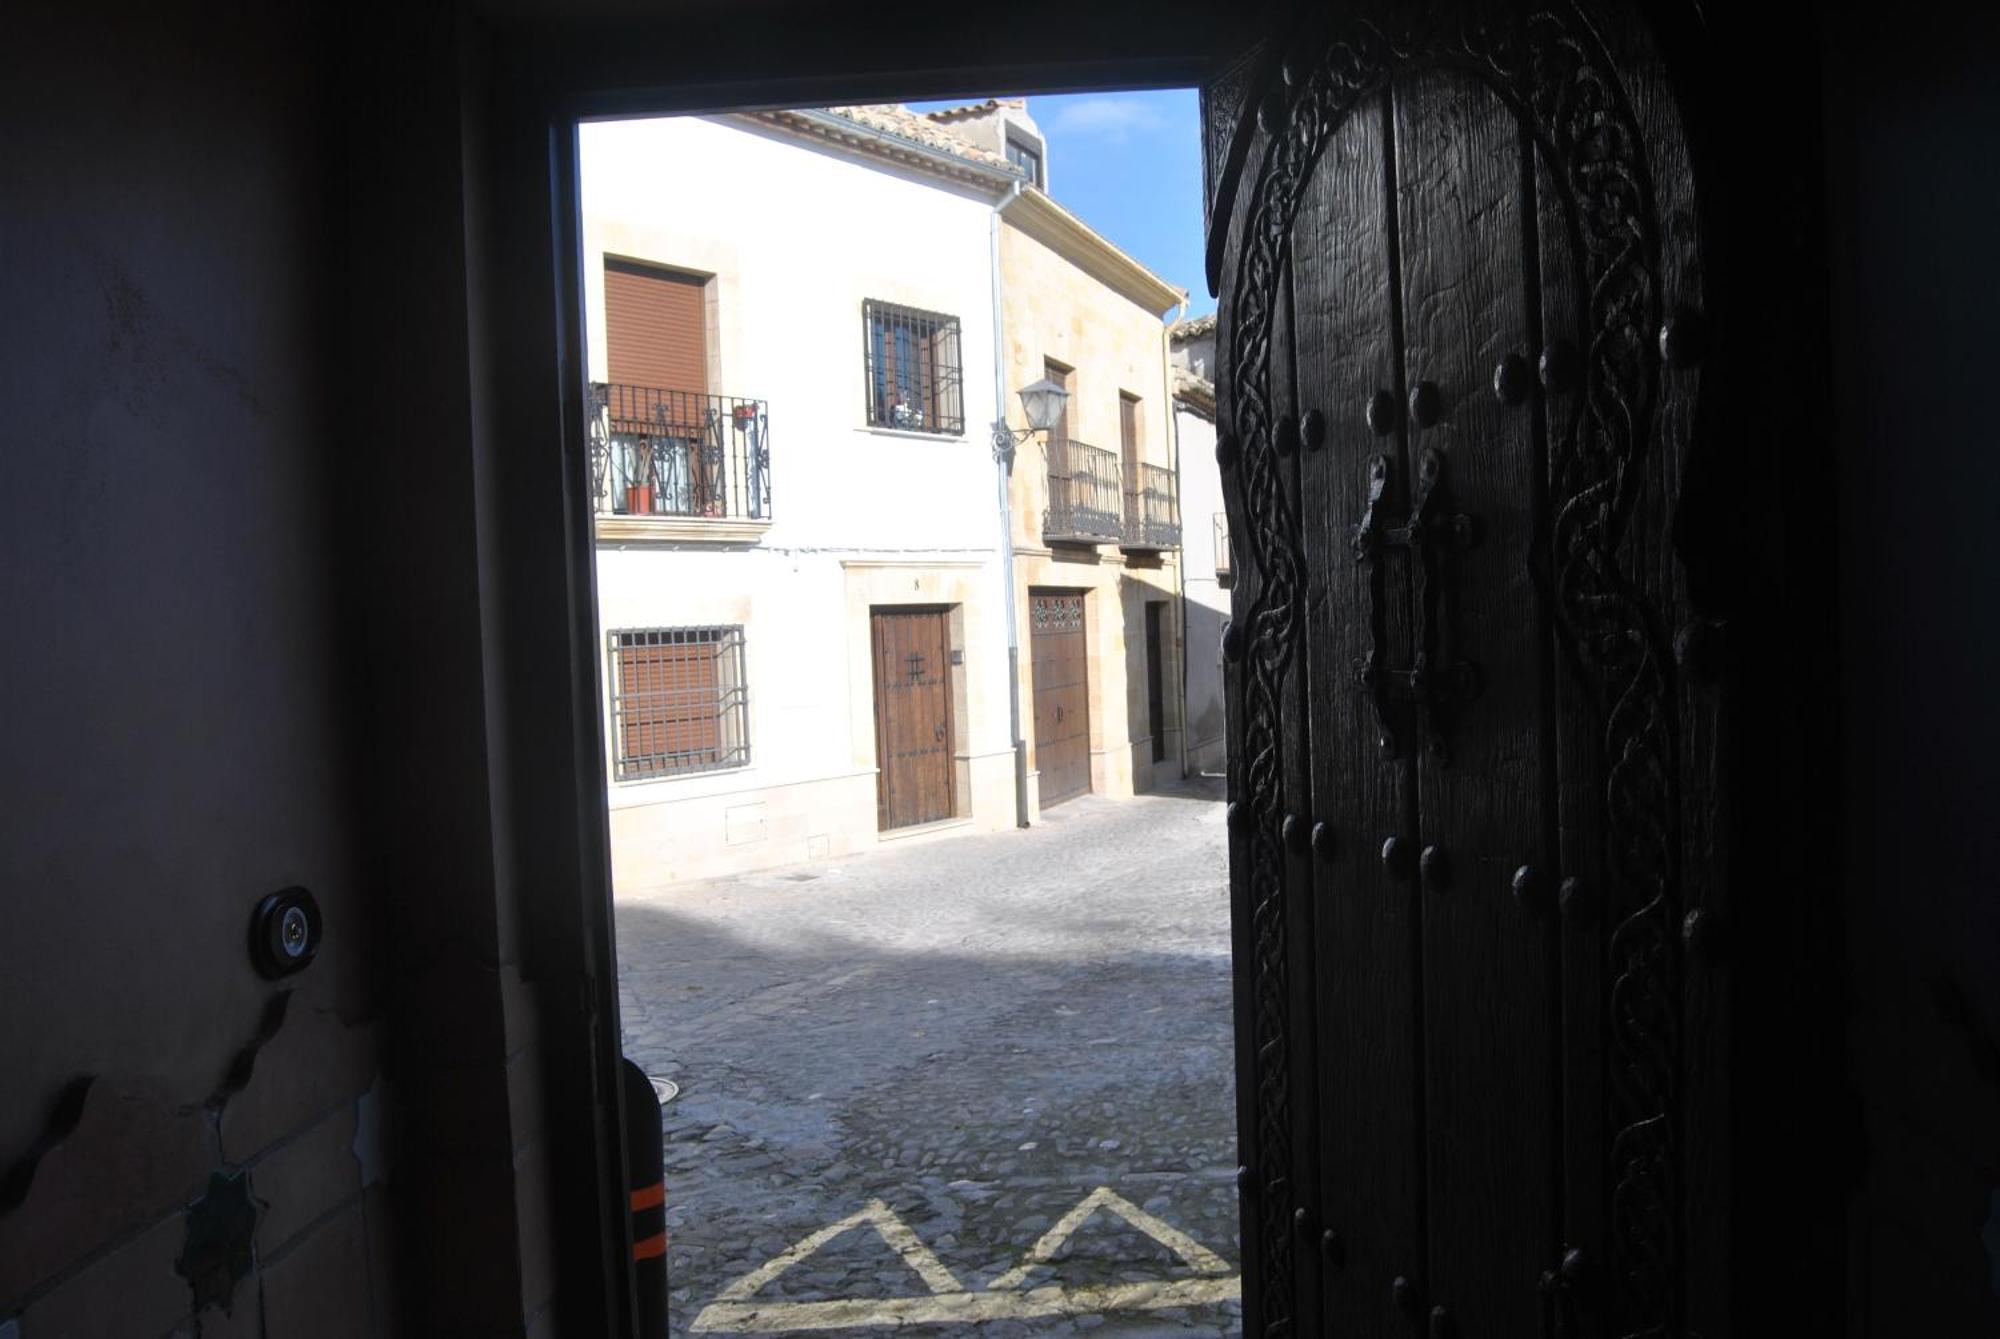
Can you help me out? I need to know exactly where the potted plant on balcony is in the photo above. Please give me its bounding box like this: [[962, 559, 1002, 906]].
[[731, 401, 758, 431]]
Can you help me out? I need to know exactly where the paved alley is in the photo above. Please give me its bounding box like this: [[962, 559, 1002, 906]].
[[614, 778, 1240, 1338]]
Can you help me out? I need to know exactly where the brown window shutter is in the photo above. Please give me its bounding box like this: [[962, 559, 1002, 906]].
[[619, 641, 721, 766], [1045, 359, 1072, 446], [604, 259, 708, 397], [878, 330, 900, 409], [917, 336, 938, 420], [1120, 393, 1141, 521]]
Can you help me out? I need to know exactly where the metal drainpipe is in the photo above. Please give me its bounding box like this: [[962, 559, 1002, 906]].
[[1163, 298, 1190, 781], [990, 180, 1030, 827]]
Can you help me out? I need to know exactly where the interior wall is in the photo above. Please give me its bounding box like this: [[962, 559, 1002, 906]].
[[1820, 5, 2000, 1331], [1, 2, 619, 1332], [0, 0, 394, 1330]]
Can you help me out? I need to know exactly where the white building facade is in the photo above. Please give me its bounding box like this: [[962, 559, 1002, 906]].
[[580, 112, 1025, 887]]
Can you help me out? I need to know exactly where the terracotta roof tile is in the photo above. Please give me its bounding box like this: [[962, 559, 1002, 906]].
[[823, 103, 1016, 172], [1171, 312, 1217, 341], [1173, 366, 1215, 398], [1173, 366, 1217, 417]]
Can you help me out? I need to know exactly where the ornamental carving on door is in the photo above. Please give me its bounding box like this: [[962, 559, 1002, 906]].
[[1031, 593, 1085, 633], [1217, 5, 1696, 1335]]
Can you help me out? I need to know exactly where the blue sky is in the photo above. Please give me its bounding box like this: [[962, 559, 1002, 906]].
[[909, 91, 1213, 319]]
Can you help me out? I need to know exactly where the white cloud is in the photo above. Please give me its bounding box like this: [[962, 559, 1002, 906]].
[[1045, 97, 1169, 144]]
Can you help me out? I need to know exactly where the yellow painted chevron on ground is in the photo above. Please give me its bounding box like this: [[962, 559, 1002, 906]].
[[690, 1186, 1240, 1333]]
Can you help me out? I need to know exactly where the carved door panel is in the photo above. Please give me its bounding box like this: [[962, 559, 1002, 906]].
[[1207, 3, 1713, 1336], [1393, 65, 1559, 1339], [1030, 591, 1093, 807]]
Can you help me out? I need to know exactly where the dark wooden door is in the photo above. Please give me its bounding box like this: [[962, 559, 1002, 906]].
[[1030, 590, 1091, 807], [1206, 5, 1719, 1336], [871, 607, 954, 830]]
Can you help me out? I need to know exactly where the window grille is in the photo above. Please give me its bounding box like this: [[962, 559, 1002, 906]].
[[608, 626, 749, 780], [863, 300, 965, 435]]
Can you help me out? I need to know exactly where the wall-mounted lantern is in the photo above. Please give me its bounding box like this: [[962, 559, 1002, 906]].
[[992, 376, 1071, 466]]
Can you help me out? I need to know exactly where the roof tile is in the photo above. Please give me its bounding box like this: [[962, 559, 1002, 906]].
[[824, 103, 1015, 171]]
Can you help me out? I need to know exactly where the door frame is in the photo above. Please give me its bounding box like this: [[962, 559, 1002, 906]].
[[463, 14, 1240, 1333]]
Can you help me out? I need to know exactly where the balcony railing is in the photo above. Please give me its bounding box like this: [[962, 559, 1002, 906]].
[[1214, 510, 1234, 587], [1122, 462, 1181, 551], [1042, 438, 1124, 544], [588, 382, 771, 523]]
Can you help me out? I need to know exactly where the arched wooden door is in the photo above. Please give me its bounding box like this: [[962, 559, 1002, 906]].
[[1205, 4, 1721, 1335]]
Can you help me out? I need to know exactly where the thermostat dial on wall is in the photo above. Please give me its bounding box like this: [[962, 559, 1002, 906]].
[[249, 887, 322, 979]]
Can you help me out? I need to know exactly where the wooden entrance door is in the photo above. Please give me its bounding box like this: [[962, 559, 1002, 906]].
[[870, 607, 955, 831], [1029, 591, 1091, 807], [1205, 6, 1722, 1336]]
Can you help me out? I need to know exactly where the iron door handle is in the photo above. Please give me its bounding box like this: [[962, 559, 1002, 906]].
[[1349, 447, 1482, 762]]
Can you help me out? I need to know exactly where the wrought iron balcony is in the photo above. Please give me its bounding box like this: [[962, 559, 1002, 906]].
[[588, 382, 771, 525], [1121, 462, 1182, 552], [1042, 438, 1124, 545]]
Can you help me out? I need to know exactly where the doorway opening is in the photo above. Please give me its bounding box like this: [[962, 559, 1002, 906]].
[[580, 92, 1238, 1336]]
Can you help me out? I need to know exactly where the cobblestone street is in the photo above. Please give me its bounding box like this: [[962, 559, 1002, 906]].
[[615, 778, 1240, 1337]]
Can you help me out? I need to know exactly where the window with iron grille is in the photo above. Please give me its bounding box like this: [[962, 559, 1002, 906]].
[[863, 300, 965, 435], [608, 626, 748, 780]]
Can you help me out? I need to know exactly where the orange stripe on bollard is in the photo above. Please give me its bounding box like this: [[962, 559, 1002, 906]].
[[634, 1231, 668, 1261], [630, 1180, 665, 1211]]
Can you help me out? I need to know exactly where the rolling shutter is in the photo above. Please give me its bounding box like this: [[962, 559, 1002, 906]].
[[617, 639, 722, 770], [604, 258, 708, 396]]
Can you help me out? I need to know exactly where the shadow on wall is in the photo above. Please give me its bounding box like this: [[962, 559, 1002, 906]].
[[1181, 594, 1230, 770], [1113, 574, 1200, 782]]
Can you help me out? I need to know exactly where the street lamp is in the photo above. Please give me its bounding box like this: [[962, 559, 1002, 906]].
[[1016, 377, 1069, 433], [987, 375, 1072, 832], [991, 376, 1070, 466]]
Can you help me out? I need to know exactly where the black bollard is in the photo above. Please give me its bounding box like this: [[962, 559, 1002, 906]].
[[622, 1058, 668, 1339]]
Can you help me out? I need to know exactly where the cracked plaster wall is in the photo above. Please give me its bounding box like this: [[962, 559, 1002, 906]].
[[0, 1, 401, 1331]]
